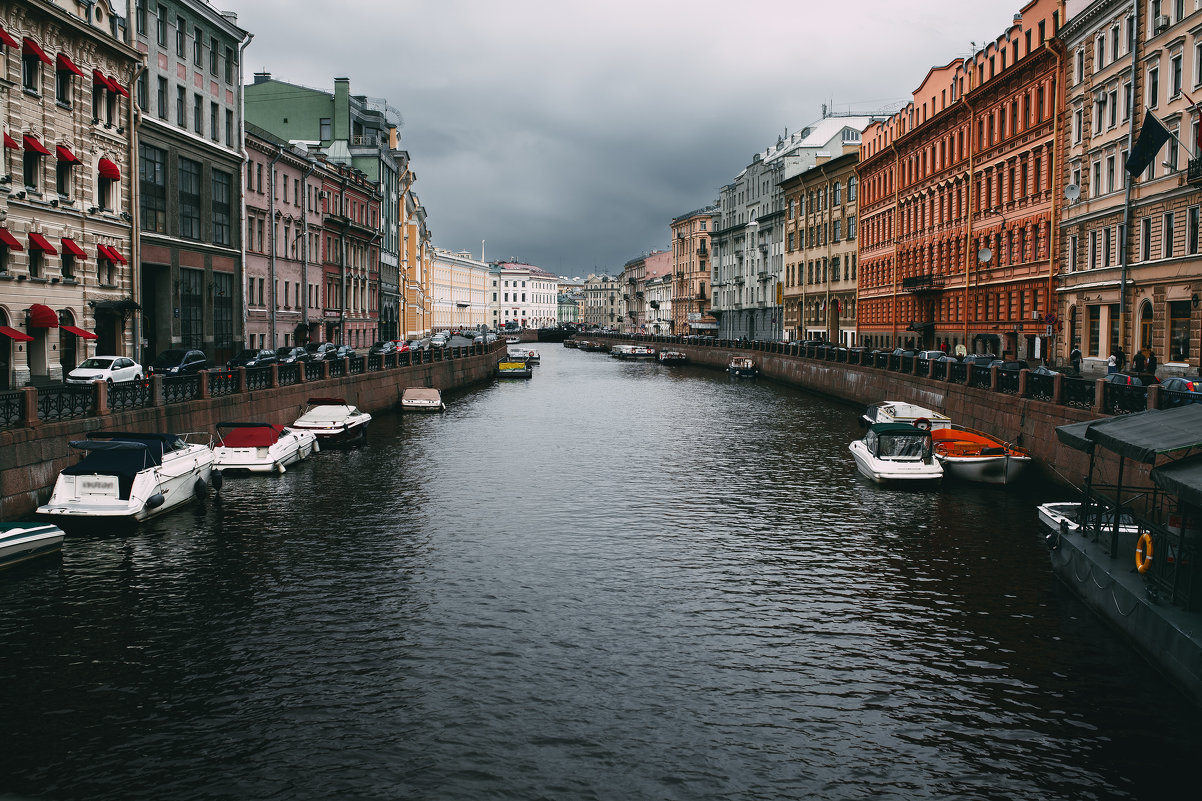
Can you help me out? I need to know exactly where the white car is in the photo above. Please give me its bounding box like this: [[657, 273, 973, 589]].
[[65, 356, 143, 385]]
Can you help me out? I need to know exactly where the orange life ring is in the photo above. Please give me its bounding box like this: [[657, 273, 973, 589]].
[[1135, 532, 1154, 574], [914, 417, 932, 431]]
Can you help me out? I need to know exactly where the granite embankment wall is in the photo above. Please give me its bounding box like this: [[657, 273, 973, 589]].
[[0, 345, 502, 519]]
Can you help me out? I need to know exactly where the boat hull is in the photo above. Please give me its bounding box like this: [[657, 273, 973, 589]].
[[214, 431, 318, 473], [848, 441, 942, 486], [937, 453, 1030, 484], [401, 400, 445, 412], [0, 523, 65, 569]]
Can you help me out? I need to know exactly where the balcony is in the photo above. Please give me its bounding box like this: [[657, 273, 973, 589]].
[[1190, 157, 1202, 186], [901, 274, 945, 293], [696, 246, 708, 256]]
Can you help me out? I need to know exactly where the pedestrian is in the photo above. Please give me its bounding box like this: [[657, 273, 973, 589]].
[[1147, 349, 1158, 375], [1107, 353, 1117, 374], [940, 341, 949, 354], [1070, 344, 1082, 374], [1115, 346, 1127, 372], [1132, 349, 1146, 373]]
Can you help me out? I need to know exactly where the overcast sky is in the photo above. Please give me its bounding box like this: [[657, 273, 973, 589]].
[[226, 0, 1024, 277]]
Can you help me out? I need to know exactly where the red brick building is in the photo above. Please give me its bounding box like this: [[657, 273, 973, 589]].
[[858, 0, 1064, 359]]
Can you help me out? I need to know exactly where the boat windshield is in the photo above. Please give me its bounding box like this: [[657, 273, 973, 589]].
[[871, 432, 931, 460]]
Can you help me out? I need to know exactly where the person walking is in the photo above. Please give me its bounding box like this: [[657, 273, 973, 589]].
[[1147, 349, 1158, 375], [1132, 349, 1147, 373], [1115, 346, 1127, 372], [1070, 344, 1082, 374], [1107, 353, 1118, 374]]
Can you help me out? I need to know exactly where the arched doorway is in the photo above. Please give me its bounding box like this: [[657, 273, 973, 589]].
[[1138, 300, 1153, 353], [59, 309, 79, 375], [0, 308, 30, 390]]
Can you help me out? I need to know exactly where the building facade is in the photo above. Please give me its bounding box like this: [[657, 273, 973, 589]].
[[1, 0, 139, 387], [670, 205, 717, 336], [858, 0, 1063, 358], [133, 0, 249, 366], [782, 151, 860, 344], [1059, 0, 1200, 371], [491, 261, 558, 329], [711, 114, 879, 342], [431, 247, 488, 332], [580, 273, 622, 329], [319, 160, 380, 347]]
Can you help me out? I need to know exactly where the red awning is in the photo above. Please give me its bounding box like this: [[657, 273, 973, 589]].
[[98, 244, 127, 264], [92, 69, 116, 92], [22, 134, 50, 156], [60, 324, 97, 340], [27, 304, 58, 329], [0, 24, 19, 49], [0, 228, 23, 250], [22, 38, 52, 65], [108, 76, 129, 98], [0, 325, 33, 342], [28, 233, 57, 254], [98, 158, 120, 180], [3, 131, 17, 150], [60, 238, 87, 259], [55, 144, 79, 164], [55, 53, 83, 76]]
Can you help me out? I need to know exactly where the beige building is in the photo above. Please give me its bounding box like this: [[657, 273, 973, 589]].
[[580, 273, 622, 329], [400, 168, 432, 338], [782, 151, 859, 343], [1060, 0, 1201, 372], [1, 0, 140, 387], [431, 248, 489, 332], [670, 205, 717, 335]]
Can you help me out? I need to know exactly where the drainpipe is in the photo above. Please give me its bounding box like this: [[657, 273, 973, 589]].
[[236, 30, 254, 351], [340, 171, 349, 343], [1045, 35, 1065, 363], [962, 90, 977, 351], [1118, 5, 1140, 358], [300, 160, 317, 344], [890, 140, 901, 348], [128, 58, 146, 364], [268, 146, 284, 349]]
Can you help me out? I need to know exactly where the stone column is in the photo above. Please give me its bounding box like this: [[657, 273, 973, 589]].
[[21, 387, 38, 428]]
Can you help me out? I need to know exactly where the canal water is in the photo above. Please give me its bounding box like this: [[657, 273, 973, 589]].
[[1, 346, 1199, 800]]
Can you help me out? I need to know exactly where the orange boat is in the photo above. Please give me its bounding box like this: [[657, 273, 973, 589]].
[[930, 425, 1031, 485]]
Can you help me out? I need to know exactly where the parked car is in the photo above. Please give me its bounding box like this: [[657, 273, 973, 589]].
[[276, 346, 311, 364], [1159, 376, 1202, 406], [962, 353, 999, 366], [989, 359, 1030, 372], [472, 333, 497, 344], [147, 348, 207, 376], [326, 344, 356, 360], [1103, 372, 1158, 386], [65, 356, 143, 385], [431, 333, 449, 348], [368, 340, 398, 356], [227, 349, 278, 369], [305, 342, 337, 361], [916, 350, 945, 361], [409, 338, 432, 351], [1031, 365, 1060, 376]]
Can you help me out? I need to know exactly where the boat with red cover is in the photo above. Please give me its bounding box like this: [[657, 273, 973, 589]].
[[214, 422, 319, 474]]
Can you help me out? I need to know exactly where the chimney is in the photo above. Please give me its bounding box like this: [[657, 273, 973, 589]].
[[333, 77, 350, 142], [388, 125, 398, 149], [253, 71, 271, 84]]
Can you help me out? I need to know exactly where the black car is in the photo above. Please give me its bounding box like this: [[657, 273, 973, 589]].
[[148, 348, 207, 375], [276, 346, 311, 364], [1159, 376, 1202, 406], [1103, 372, 1158, 387], [306, 342, 337, 361], [989, 359, 1030, 372], [962, 353, 1000, 367], [326, 345, 356, 360], [227, 349, 278, 369], [368, 340, 397, 356]]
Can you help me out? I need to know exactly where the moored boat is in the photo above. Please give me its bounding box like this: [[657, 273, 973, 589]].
[[37, 432, 216, 524], [496, 359, 533, 379], [0, 522, 65, 570], [931, 425, 1032, 484], [860, 400, 952, 430], [728, 356, 756, 378], [214, 422, 318, 474], [657, 350, 687, 364], [563, 339, 580, 348], [507, 347, 540, 362], [290, 397, 372, 445], [848, 422, 943, 486], [401, 387, 446, 412]]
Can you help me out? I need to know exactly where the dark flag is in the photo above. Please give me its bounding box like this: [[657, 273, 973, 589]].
[[1125, 111, 1172, 176]]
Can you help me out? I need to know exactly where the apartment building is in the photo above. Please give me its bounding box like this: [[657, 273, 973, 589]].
[[670, 205, 717, 336]]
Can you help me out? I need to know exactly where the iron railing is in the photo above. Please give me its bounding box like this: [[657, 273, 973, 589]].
[[245, 366, 273, 391], [277, 363, 300, 386], [209, 370, 237, 397], [1062, 377, 1095, 409], [949, 363, 967, 383], [0, 390, 23, 428], [304, 361, 324, 381], [163, 374, 202, 404], [349, 356, 365, 374], [329, 359, 346, 378], [1104, 382, 1147, 415], [998, 370, 1020, 395], [1026, 373, 1055, 401], [108, 379, 152, 411], [969, 367, 993, 390], [1157, 389, 1199, 409], [36, 385, 94, 422]]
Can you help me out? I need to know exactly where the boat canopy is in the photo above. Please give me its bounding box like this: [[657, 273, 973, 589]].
[[402, 388, 441, 401], [82, 431, 186, 458], [1151, 457, 1202, 508], [64, 441, 160, 499], [217, 422, 283, 447], [1055, 405, 1202, 462]]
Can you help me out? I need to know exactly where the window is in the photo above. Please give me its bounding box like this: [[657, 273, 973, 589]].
[[833, 182, 842, 205], [1141, 216, 1152, 261], [210, 101, 219, 140], [22, 47, 42, 93], [1172, 53, 1183, 97], [56, 157, 72, 196], [1169, 300, 1192, 360], [1106, 155, 1116, 193], [55, 63, 72, 105], [23, 144, 42, 190], [136, 0, 147, 34], [1075, 49, 1084, 83], [1109, 89, 1118, 127], [193, 93, 203, 134], [1089, 229, 1099, 269], [136, 73, 147, 111], [156, 77, 167, 119], [1148, 65, 1160, 108], [848, 177, 857, 203], [848, 216, 856, 240], [193, 26, 202, 65], [209, 36, 219, 73], [1190, 206, 1200, 255], [224, 46, 234, 84], [320, 118, 332, 140], [176, 15, 186, 57], [1073, 108, 1083, 142], [212, 170, 231, 245], [176, 85, 186, 126], [28, 247, 42, 279], [1122, 82, 1132, 121], [1068, 234, 1078, 271], [179, 157, 202, 240], [157, 4, 167, 46], [1164, 212, 1176, 258]]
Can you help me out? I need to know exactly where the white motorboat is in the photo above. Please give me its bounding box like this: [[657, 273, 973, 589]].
[[0, 522, 65, 570], [1037, 501, 1140, 538], [507, 347, 541, 363], [861, 400, 952, 430], [214, 422, 318, 474], [401, 387, 446, 412], [849, 423, 943, 486], [37, 432, 216, 524], [728, 357, 756, 378], [658, 351, 687, 364], [290, 397, 372, 445], [931, 425, 1032, 485]]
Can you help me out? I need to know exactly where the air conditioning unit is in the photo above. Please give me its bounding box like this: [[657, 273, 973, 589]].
[[1155, 14, 1170, 32], [319, 190, 329, 199]]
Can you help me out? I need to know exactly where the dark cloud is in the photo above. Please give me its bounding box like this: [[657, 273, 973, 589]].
[[229, 0, 1023, 275]]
